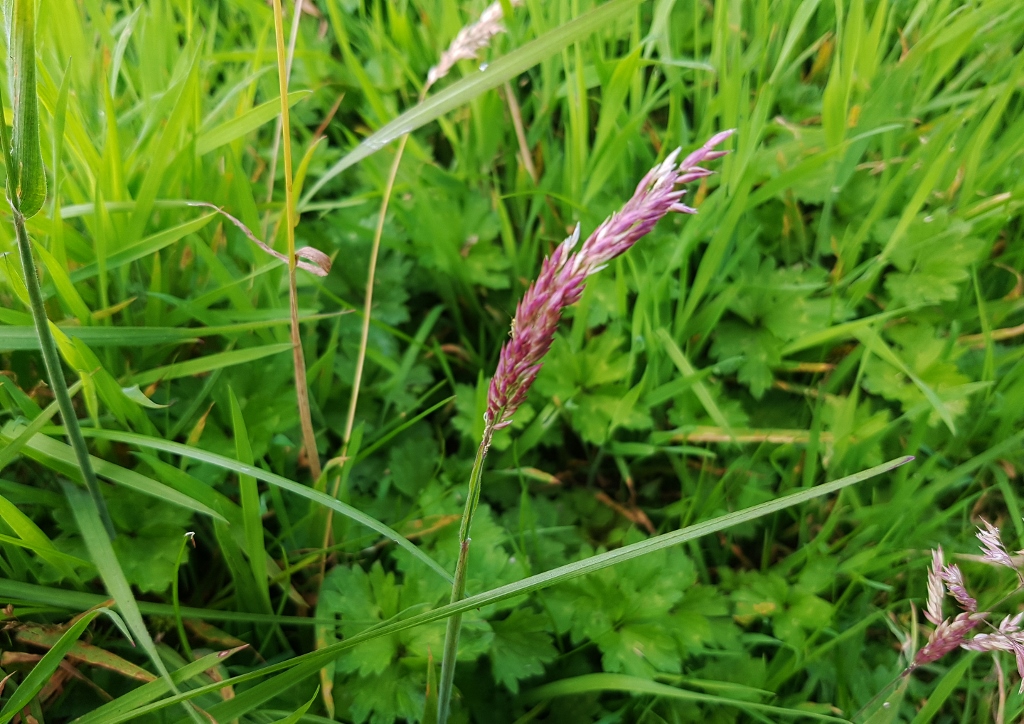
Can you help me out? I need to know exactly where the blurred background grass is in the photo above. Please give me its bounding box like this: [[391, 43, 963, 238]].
[[1, 0, 1023, 721]]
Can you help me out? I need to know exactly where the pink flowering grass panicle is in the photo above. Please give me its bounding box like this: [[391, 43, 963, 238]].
[[485, 130, 735, 430], [908, 519, 1024, 694], [914, 612, 988, 667], [439, 130, 734, 723], [976, 519, 1024, 583]]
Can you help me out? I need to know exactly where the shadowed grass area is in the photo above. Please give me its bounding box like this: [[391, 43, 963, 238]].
[[0, 0, 1022, 721]]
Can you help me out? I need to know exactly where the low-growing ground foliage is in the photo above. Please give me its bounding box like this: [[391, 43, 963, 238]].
[[0, 0, 1022, 721]]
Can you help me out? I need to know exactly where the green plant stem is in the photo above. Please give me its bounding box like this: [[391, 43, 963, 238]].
[[336, 84, 431, 468], [172, 532, 195, 662], [437, 422, 495, 723], [11, 206, 115, 539], [321, 85, 427, 565], [271, 0, 321, 482]]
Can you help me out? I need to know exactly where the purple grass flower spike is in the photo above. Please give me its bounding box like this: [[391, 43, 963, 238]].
[[914, 612, 987, 667], [977, 519, 1023, 578], [485, 130, 735, 430], [940, 563, 978, 613]]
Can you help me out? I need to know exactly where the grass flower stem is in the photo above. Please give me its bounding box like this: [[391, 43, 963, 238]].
[[262, 0, 304, 240], [437, 423, 495, 723], [10, 209, 116, 539], [320, 132, 411, 574], [272, 0, 321, 481]]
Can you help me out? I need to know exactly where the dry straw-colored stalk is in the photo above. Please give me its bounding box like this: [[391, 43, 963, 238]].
[[271, 0, 323, 481]]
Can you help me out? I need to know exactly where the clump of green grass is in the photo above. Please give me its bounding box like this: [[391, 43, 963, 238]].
[[0, 0, 1022, 722]]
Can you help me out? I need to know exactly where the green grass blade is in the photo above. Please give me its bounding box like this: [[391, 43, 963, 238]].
[[60, 483, 179, 697], [0, 579, 333, 626], [0, 423, 226, 521], [0, 380, 78, 472], [105, 457, 911, 721], [196, 90, 311, 155], [0, 313, 342, 351], [130, 343, 293, 386], [268, 688, 318, 724], [70, 645, 249, 724], [67, 213, 216, 285], [66, 428, 455, 584], [0, 491, 85, 580], [299, 0, 643, 206], [525, 674, 848, 722], [228, 386, 272, 611], [32, 240, 91, 323], [49, 59, 71, 268], [855, 328, 956, 433], [656, 328, 732, 434]]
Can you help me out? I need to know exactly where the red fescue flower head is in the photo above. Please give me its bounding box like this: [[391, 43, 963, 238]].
[[913, 526, 1024, 691], [485, 130, 735, 429]]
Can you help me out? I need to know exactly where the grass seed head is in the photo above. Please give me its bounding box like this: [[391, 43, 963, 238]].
[[427, 0, 525, 86], [485, 130, 735, 429]]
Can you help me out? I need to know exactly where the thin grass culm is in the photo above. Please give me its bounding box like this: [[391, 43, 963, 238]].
[[0, 0, 114, 538], [435, 129, 736, 722], [271, 0, 321, 481]]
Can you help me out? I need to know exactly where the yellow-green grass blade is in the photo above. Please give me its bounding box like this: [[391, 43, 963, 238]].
[[196, 90, 311, 155]]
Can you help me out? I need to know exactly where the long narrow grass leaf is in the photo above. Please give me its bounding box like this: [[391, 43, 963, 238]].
[[98, 457, 910, 721], [63, 428, 454, 584], [300, 0, 642, 206]]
